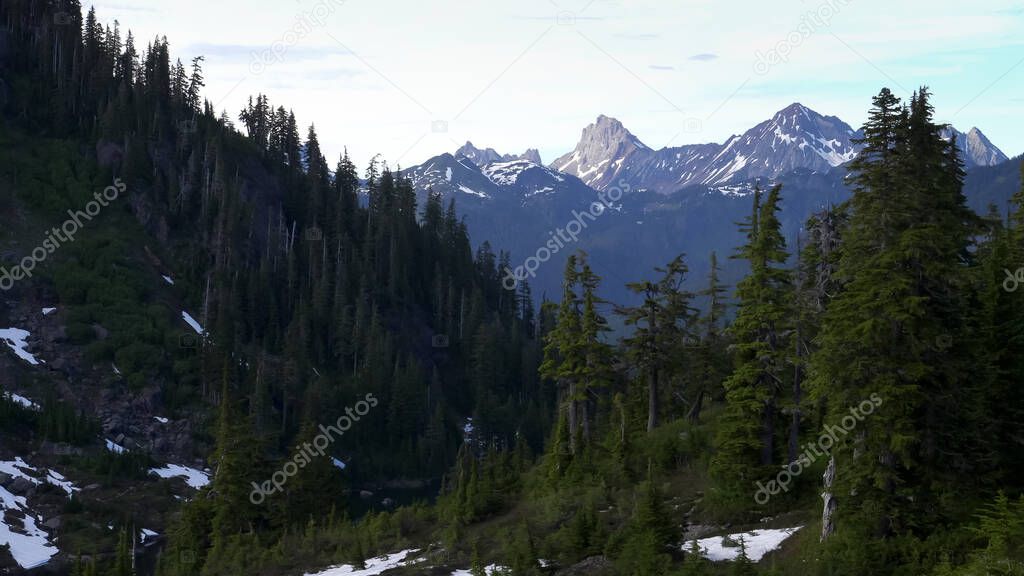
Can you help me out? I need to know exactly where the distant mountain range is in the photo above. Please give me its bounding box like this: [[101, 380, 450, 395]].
[[550, 103, 1007, 194], [402, 103, 1017, 306]]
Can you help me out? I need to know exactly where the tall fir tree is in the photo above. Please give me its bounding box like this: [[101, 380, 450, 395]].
[[711, 184, 791, 503]]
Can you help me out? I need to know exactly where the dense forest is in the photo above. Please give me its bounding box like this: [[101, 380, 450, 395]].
[[1, 2, 1022, 576]]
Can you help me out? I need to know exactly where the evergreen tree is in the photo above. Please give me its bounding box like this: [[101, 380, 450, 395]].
[[711, 185, 791, 500], [617, 254, 695, 432], [811, 87, 983, 541], [540, 255, 584, 453], [690, 251, 729, 423]]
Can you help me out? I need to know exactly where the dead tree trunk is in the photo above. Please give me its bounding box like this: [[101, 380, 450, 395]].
[[821, 456, 836, 541], [567, 380, 578, 454]]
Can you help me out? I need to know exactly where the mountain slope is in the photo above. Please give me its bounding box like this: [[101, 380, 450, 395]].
[[941, 126, 1010, 168]]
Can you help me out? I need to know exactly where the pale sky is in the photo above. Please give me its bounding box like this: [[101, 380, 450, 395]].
[[94, 0, 1023, 170]]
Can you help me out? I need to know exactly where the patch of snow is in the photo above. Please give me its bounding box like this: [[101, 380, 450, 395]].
[[0, 461, 58, 569], [0, 459, 39, 487], [555, 150, 581, 173], [0, 328, 42, 365], [105, 439, 126, 454], [149, 464, 210, 489], [445, 167, 453, 182], [153, 416, 169, 424], [482, 160, 536, 186], [332, 457, 346, 470], [4, 392, 40, 410], [685, 526, 802, 562], [303, 548, 420, 576], [181, 311, 204, 335], [162, 275, 174, 285], [0, 508, 58, 569], [456, 185, 488, 199], [525, 186, 554, 198], [45, 469, 79, 496], [112, 364, 121, 376], [41, 307, 57, 316], [577, 158, 610, 181], [140, 528, 159, 543]]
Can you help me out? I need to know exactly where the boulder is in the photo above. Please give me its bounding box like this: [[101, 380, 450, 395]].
[[555, 556, 614, 576]]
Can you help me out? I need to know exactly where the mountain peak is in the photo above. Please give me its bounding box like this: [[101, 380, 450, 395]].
[[549, 115, 650, 188], [520, 148, 543, 165], [588, 115, 640, 143], [455, 141, 504, 166], [940, 126, 1008, 167], [455, 141, 544, 167], [594, 114, 623, 127], [769, 102, 828, 130], [776, 102, 809, 115]]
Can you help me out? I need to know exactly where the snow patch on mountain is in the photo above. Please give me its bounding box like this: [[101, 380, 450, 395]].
[[685, 526, 802, 562], [0, 328, 43, 365], [150, 463, 211, 489], [0, 457, 75, 569], [303, 548, 421, 576]]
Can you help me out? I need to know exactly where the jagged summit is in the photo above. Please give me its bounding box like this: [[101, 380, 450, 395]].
[[455, 141, 544, 167], [549, 115, 652, 189]]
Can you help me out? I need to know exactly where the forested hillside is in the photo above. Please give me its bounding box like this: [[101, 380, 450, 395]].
[[0, 2, 1022, 576]]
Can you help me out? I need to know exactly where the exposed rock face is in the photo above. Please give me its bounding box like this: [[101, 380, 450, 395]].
[[554, 555, 615, 575], [520, 148, 543, 165], [455, 141, 543, 167], [941, 126, 1009, 168], [550, 115, 652, 190]]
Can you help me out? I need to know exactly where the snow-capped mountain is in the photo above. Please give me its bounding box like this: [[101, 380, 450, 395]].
[[940, 127, 1009, 168], [550, 104, 1008, 194], [694, 103, 859, 185], [403, 147, 595, 206]]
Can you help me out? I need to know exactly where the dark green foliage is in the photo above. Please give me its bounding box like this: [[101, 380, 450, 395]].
[[617, 254, 697, 433], [680, 540, 710, 576], [730, 537, 757, 576], [710, 185, 791, 511], [506, 521, 542, 575], [810, 88, 986, 541]]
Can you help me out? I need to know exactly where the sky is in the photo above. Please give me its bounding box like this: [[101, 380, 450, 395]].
[[92, 0, 1024, 171]]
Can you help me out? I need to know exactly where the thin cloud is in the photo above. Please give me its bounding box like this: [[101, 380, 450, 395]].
[[189, 43, 352, 60], [649, 65, 675, 71], [515, 15, 605, 22], [93, 3, 159, 12], [689, 53, 718, 62], [613, 32, 659, 40]]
